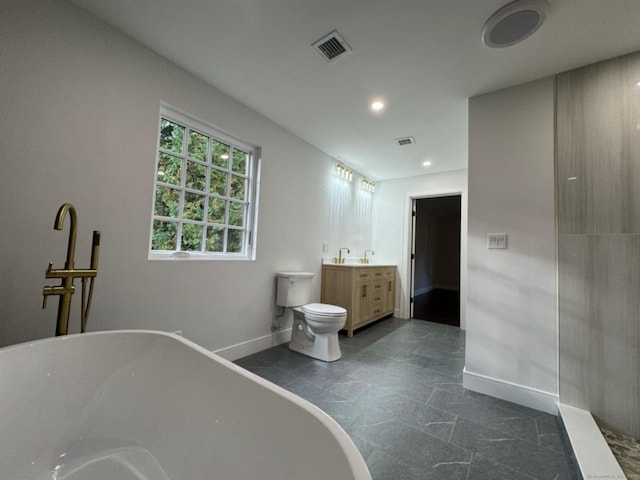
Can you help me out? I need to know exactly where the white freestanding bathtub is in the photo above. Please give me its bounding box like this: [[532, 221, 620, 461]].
[[0, 330, 371, 480]]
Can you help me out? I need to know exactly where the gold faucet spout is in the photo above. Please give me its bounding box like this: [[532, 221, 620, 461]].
[[363, 249, 375, 264], [54, 203, 77, 269], [338, 247, 350, 264]]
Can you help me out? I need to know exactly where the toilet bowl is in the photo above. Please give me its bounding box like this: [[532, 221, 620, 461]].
[[275, 272, 347, 362], [289, 303, 347, 362]]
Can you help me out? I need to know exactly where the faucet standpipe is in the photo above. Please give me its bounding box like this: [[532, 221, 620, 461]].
[[42, 203, 100, 336]]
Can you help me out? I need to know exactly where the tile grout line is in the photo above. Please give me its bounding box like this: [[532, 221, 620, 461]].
[[465, 452, 473, 480], [534, 418, 541, 446], [448, 415, 459, 443]]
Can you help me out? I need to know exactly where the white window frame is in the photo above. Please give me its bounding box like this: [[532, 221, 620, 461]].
[[149, 104, 260, 261]]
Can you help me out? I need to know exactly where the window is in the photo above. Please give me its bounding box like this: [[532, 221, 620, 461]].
[[150, 105, 260, 260]]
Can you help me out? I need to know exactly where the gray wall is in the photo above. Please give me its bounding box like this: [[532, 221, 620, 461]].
[[467, 77, 558, 413], [0, 0, 373, 355], [557, 51, 640, 438]]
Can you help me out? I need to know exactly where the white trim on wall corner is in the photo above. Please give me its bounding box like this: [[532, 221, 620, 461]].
[[214, 329, 292, 361], [463, 368, 558, 415]]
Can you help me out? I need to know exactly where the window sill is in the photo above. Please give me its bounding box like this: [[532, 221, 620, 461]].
[[148, 251, 254, 261]]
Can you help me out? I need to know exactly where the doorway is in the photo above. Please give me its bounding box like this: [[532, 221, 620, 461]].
[[410, 195, 461, 326]]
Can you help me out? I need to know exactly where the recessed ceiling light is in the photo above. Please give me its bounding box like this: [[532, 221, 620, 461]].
[[423, 161, 432, 167], [371, 101, 385, 112]]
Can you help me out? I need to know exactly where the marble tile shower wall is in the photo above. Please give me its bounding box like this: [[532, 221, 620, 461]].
[[236, 320, 578, 480], [557, 50, 640, 439]]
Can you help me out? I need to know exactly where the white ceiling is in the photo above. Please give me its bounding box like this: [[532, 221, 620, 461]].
[[68, 0, 640, 181]]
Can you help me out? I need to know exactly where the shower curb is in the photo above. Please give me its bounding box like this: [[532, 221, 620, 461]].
[[558, 403, 626, 479]]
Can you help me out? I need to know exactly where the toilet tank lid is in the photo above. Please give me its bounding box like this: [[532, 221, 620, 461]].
[[276, 271, 315, 278]]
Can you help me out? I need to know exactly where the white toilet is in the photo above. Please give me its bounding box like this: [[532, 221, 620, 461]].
[[276, 272, 347, 362]]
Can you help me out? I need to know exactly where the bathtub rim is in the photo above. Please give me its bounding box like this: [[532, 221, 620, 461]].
[[0, 329, 371, 480]]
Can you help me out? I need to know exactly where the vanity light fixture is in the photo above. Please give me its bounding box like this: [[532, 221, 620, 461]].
[[336, 163, 353, 181], [362, 179, 375, 193]]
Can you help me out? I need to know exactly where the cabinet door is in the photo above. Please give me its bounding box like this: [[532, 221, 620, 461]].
[[353, 280, 373, 327], [383, 268, 395, 315]]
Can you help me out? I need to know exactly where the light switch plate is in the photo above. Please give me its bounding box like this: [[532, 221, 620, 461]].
[[487, 233, 508, 249]]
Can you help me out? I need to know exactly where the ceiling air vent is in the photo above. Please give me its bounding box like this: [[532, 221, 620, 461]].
[[395, 136, 416, 146], [312, 30, 352, 62]]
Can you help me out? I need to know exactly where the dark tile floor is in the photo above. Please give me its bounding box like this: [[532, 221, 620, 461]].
[[235, 318, 578, 480]]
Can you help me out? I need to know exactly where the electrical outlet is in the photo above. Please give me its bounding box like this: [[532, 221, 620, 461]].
[[322, 243, 329, 253], [487, 233, 508, 249]]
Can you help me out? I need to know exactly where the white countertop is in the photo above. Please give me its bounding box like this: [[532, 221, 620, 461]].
[[321, 257, 395, 267]]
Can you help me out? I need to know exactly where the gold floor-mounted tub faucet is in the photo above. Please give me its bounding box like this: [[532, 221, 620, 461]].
[[42, 203, 100, 336]]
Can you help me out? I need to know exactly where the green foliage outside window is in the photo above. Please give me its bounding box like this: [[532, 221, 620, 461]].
[[151, 116, 253, 255]]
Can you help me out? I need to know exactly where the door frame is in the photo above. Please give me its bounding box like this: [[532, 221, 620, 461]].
[[409, 198, 417, 319], [401, 187, 467, 329]]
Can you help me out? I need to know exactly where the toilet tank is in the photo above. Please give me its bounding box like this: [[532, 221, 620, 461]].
[[276, 272, 314, 307]]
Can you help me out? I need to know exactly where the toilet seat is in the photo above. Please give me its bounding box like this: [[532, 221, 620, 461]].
[[302, 303, 346, 317]]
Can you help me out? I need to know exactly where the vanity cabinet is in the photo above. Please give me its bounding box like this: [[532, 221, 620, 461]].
[[321, 265, 396, 337]]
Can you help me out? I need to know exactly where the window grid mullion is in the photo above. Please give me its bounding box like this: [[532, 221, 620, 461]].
[[175, 128, 189, 252], [223, 145, 233, 253], [201, 137, 213, 252]]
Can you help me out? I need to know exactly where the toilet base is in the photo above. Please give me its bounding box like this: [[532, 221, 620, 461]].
[[289, 315, 342, 362]]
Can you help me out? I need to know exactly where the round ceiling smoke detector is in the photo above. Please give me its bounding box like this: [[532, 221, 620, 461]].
[[482, 0, 549, 48]]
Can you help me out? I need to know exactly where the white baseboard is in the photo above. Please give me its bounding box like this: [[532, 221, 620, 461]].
[[213, 328, 292, 361], [558, 403, 625, 479], [462, 368, 558, 415]]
